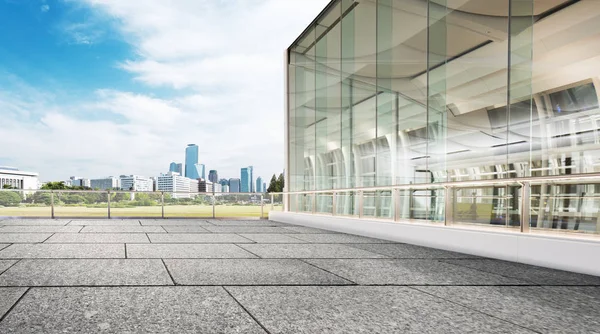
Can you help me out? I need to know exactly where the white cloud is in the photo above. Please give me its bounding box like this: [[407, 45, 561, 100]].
[[3, 0, 329, 181], [40, 4, 50, 12]]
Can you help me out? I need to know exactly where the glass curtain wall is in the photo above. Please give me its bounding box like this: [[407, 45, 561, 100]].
[[288, 0, 600, 232]]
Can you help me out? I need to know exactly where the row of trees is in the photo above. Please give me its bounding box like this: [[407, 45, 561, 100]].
[[267, 173, 285, 193]]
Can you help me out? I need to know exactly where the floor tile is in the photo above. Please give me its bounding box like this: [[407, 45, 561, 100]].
[[238, 244, 387, 259], [0, 260, 17, 273], [279, 226, 339, 234], [0, 226, 82, 233], [148, 233, 253, 244], [45, 233, 149, 244], [348, 243, 478, 259], [0, 244, 124, 259], [140, 219, 211, 226], [203, 226, 293, 234], [238, 234, 308, 243], [0, 287, 265, 333], [79, 226, 166, 233], [443, 259, 600, 285], [165, 259, 353, 285], [161, 226, 211, 233], [0, 234, 52, 243], [0, 259, 173, 286], [290, 233, 392, 244], [67, 220, 141, 226], [0, 288, 28, 320], [0, 220, 69, 226], [305, 259, 527, 285], [0, 244, 9, 251], [418, 286, 600, 333], [127, 244, 257, 258], [208, 220, 284, 226], [226, 286, 534, 334]]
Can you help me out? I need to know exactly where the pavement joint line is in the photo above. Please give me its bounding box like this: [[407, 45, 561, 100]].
[[222, 286, 272, 334], [232, 233, 258, 244], [0, 259, 21, 276], [124, 244, 127, 259], [159, 226, 168, 233], [409, 286, 543, 334], [0, 287, 30, 324], [77, 226, 84, 233], [282, 234, 312, 242], [41, 233, 55, 244], [436, 259, 540, 285], [145, 233, 151, 243], [232, 244, 263, 258], [0, 283, 577, 288], [161, 259, 177, 286], [298, 259, 358, 285]]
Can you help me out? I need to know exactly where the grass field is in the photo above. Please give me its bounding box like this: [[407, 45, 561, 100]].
[[0, 205, 284, 218]]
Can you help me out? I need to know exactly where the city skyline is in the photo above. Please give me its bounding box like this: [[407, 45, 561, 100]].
[[0, 0, 328, 182]]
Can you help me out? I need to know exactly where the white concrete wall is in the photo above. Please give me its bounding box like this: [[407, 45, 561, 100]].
[[270, 211, 600, 277]]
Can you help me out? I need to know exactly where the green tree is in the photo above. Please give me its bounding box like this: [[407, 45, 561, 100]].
[[276, 173, 285, 192], [41, 181, 68, 190], [0, 192, 22, 206], [2, 184, 14, 189], [267, 174, 277, 193]]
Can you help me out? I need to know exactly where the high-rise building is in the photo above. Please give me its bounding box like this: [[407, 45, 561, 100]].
[[185, 144, 199, 179], [208, 170, 218, 183], [240, 166, 253, 193], [169, 162, 183, 175], [219, 179, 229, 188], [229, 178, 241, 193], [222, 185, 229, 193], [119, 175, 153, 192], [90, 177, 120, 190], [256, 176, 263, 193], [157, 172, 191, 199]]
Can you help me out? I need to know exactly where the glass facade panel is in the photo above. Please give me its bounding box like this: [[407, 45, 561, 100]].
[[287, 0, 600, 232]]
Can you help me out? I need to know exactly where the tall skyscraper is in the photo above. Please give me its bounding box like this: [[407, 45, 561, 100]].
[[229, 178, 241, 193], [256, 176, 263, 193], [208, 170, 218, 183], [199, 164, 206, 179], [185, 144, 199, 179], [219, 179, 229, 187], [169, 162, 183, 175], [240, 166, 253, 193]]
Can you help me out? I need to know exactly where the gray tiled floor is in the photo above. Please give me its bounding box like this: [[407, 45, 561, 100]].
[[0, 218, 598, 333]]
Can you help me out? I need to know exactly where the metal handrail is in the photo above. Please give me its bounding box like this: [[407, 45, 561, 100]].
[[0, 189, 271, 219]]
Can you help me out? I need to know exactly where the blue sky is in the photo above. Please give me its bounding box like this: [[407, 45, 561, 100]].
[[0, 0, 327, 181]]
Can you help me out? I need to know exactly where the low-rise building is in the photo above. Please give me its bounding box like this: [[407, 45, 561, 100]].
[[156, 172, 191, 198], [90, 177, 120, 190], [120, 175, 153, 192], [0, 166, 39, 190]]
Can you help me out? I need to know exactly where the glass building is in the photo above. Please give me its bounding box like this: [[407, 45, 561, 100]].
[[169, 162, 183, 176], [184, 144, 200, 179], [229, 178, 241, 193], [256, 176, 263, 193], [240, 166, 254, 193], [208, 170, 219, 183], [285, 0, 600, 234]]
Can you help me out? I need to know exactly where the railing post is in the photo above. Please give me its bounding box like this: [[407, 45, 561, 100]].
[[270, 194, 274, 211], [260, 194, 264, 218], [393, 189, 399, 222], [107, 190, 111, 219], [332, 191, 337, 216], [358, 190, 364, 218], [212, 194, 216, 219], [50, 191, 55, 219], [161, 192, 165, 219], [444, 186, 453, 226], [520, 182, 531, 233], [312, 193, 317, 214]]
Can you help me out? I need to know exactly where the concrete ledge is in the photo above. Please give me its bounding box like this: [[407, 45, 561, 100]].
[[269, 211, 600, 277]]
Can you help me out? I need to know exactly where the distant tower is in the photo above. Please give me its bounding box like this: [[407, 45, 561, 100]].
[[241, 166, 254, 193], [229, 178, 241, 193], [185, 145, 199, 179], [256, 176, 263, 193], [169, 162, 183, 175], [208, 170, 218, 183]]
